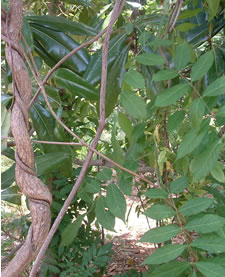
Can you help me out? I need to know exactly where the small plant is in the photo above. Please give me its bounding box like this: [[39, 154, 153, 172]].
[[40, 239, 113, 277]]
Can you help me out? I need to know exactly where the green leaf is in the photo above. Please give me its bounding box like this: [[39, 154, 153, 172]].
[[96, 196, 115, 232], [179, 8, 202, 20], [151, 261, 190, 277], [48, 265, 60, 274], [1, 104, 11, 152], [136, 53, 165, 66], [140, 224, 180, 243], [60, 214, 86, 247], [145, 188, 168, 199], [22, 17, 34, 52], [216, 105, 225, 126], [189, 98, 205, 129], [120, 90, 147, 119], [123, 70, 145, 89], [105, 45, 129, 117], [210, 163, 225, 183], [139, 31, 152, 47], [1, 185, 21, 205], [177, 23, 197, 32], [145, 204, 175, 220], [84, 34, 128, 85], [34, 39, 56, 68], [207, 0, 220, 20], [174, 42, 191, 70], [169, 176, 189, 194], [1, 151, 72, 190], [126, 123, 145, 160], [1, 146, 14, 161], [191, 51, 214, 82], [208, 253, 225, 267], [86, 179, 101, 194], [45, 85, 61, 104], [196, 262, 225, 277], [123, 160, 138, 174], [155, 84, 191, 107], [118, 175, 132, 196], [186, 214, 225, 233], [31, 25, 89, 73], [179, 197, 213, 216], [30, 103, 59, 153], [167, 111, 185, 134], [190, 138, 221, 181], [36, 152, 71, 176], [28, 15, 97, 36], [191, 235, 225, 253], [152, 69, 178, 82], [111, 125, 123, 165], [78, 189, 93, 205], [149, 39, 172, 47], [176, 119, 209, 160], [1, 164, 15, 190], [142, 244, 186, 265], [118, 112, 133, 142], [96, 168, 112, 182], [106, 184, 126, 222], [1, 95, 13, 106], [184, 14, 225, 48], [203, 76, 225, 97], [54, 68, 99, 100]]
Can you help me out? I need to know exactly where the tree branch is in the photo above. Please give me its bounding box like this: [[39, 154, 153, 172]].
[[29, 1, 126, 275], [2, 136, 82, 147], [28, 28, 108, 109], [14, 0, 153, 187], [2, 136, 154, 173], [73, 159, 154, 174]]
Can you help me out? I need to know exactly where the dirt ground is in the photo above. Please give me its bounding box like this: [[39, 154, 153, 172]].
[[103, 193, 156, 276]]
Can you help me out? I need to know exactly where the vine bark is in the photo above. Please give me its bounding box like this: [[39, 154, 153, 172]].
[[2, 1, 52, 276]]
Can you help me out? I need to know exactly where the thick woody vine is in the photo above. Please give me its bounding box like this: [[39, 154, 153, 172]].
[[2, 0, 52, 276], [1, 0, 138, 276]]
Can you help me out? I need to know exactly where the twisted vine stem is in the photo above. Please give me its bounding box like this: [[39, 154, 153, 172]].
[[2, 0, 52, 276]]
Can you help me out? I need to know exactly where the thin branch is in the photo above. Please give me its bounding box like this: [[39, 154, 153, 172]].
[[16, 22, 154, 186], [32, 90, 154, 184], [2, 136, 82, 146], [28, 28, 108, 109], [39, 81, 154, 181], [21, 38, 154, 185], [168, 0, 184, 33], [74, 159, 154, 174], [28, 0, 126, 109], [8, 0, 153, 186], [2, 136, 154, 173], [29, 1, 125, 275]]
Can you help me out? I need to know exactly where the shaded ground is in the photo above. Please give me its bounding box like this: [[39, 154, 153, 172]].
[[103, 192, 156, 276], [104, 235, 154, 276]]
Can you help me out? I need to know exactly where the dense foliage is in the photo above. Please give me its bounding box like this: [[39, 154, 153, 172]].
[[1, 0, 225, 276]]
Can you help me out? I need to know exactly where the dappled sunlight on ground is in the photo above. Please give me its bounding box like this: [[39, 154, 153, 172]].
[[103, 194, 156, 276]]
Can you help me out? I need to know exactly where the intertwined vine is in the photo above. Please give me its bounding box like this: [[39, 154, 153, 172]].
[[2, 1, 52, 276]]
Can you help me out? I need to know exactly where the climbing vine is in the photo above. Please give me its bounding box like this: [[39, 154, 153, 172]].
[[1, 0, 225, 276]]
